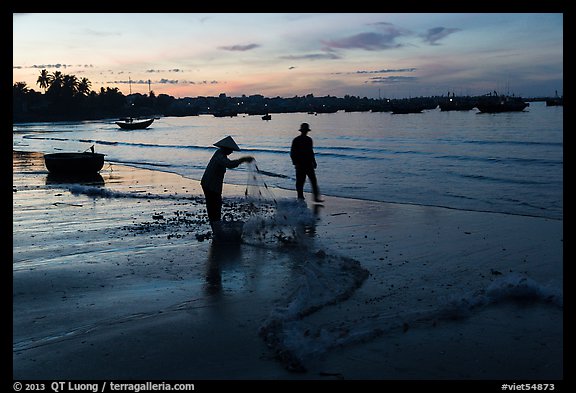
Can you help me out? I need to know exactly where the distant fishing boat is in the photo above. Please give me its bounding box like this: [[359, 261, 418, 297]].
[[390, 101, 425, 114], [44, 152, 105, 174], [115, 117, 154, 130], [546, 91, 563, 106], [475, 93, 528, 113], [212, 110, 238, 118], [546, 98, 563, 106], [389, 97, 437, 114], [439, 95, 477, 111]]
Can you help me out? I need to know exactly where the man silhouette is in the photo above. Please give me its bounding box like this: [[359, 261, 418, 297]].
[[290, 123, 323, 202]]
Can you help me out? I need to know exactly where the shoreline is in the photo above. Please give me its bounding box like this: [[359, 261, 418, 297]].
[[13, 150, 563, 380], [111, 159, 561, 222]]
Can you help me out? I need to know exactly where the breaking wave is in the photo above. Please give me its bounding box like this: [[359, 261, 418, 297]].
[[55, 184, 203, 202]]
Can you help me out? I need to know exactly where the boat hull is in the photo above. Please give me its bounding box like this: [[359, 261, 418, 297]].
[[44, 152, 105, 174], [476, 102, 528, 113], [115, 118, 154, 129], [475, 96, 529, 113]]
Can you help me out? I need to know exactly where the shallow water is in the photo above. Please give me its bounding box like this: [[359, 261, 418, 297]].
[[13, 101, 563, 220]]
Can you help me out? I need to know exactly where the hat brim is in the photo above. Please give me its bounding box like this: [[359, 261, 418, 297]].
[[214, 136, 240, 151]]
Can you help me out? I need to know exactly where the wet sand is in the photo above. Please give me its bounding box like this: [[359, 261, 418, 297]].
[[12, 150, 563, 382]]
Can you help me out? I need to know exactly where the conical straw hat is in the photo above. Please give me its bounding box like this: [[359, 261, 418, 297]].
[[214, 136, 240, 151]]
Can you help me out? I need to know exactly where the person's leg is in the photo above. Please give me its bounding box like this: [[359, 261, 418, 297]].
[[204, 188, 224, 238], [295, 166, 306, 199], [203, 186, 223, 222], [306, 168, 322, 202]]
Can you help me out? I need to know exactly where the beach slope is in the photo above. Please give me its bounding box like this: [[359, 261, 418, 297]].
[[13, 151, 563, 380]]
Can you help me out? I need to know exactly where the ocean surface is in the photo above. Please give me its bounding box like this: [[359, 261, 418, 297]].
[[13, 102, 564, 375], [13, 101, 563, 220]]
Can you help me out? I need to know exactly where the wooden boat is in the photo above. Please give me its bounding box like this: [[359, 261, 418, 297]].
[[546, 91, 563, 106], [389, 98, 437, 114], [115, 118, 154, 129], [546, 97, 563, 106], [44, 152, 105, 174], [390, 103, 425, 114], [212, 110, 238, 118], [475, 94, 528, 113], [439, 97, 477, 111]]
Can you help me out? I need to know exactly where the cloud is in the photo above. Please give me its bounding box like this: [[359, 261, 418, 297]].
[[158, 79, 179, 84], [29, 64, 72, 69], [322, 32, 404, 51], [15, 64, 95, 70], [366, 76, 418, 84], [368, 21, 396, 28], [106, 79, 221, 85], [421, 27, 461, 45], [334, 68, 417, 75], [109, 79, 155, 85], [146, 69, 183, 73], [219, 43, 260, 51], [189, 80, 219, 85], [182, 80, 220, 85], [280, 53, 341, 60]]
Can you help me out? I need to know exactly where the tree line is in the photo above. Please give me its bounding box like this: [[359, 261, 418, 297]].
[[13, 69, 162, 122], [15, 69, 550, 123], [12, 70, 424, 123]]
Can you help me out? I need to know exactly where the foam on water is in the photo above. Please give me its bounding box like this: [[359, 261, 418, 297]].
[[61, 183, 202, 202], [242, 199, 316, 246]]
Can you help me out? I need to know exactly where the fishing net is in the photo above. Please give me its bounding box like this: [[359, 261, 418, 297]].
[[244, 160, 278, 205], [241, 160, 316, 246]]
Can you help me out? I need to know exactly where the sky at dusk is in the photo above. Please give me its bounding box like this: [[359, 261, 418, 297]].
[[13, 13, 563, 99]]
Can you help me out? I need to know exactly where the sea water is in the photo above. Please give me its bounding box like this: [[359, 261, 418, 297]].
[[13, 102, 564, 371], [13, 101, 563, 220]]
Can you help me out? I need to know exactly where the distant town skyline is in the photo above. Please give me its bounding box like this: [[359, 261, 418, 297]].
[[13, 13, 563, 99]]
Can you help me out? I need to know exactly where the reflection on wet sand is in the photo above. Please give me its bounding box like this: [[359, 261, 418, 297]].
[[204, 241, 242, 295], [46, 172, 105, 186]]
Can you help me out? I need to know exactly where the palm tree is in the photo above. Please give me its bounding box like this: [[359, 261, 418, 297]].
[[13, 81, 29, 93], [62, 74, 79, 97], [36, 69, 50, 93], [77, 77, 92, 96], [13, 82, 31, 115], [13, 82, 30, 99], [46, 71, 64, 97], [49, 71, 63, 89]]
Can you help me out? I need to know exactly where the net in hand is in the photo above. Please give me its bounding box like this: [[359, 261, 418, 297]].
[[244, 160, 277, 205], [242, 160, 316, 246]]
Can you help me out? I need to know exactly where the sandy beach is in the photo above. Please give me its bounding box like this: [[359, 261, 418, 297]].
[[13, 150, 563, 383]]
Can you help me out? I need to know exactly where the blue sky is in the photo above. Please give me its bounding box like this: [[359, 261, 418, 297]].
[[13, 13, 564, 98]]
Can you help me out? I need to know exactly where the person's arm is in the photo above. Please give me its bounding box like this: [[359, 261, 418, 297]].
[[291, 138, 301, 166], [310, 138, 317, 169], [220, 154, 253, 169]]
